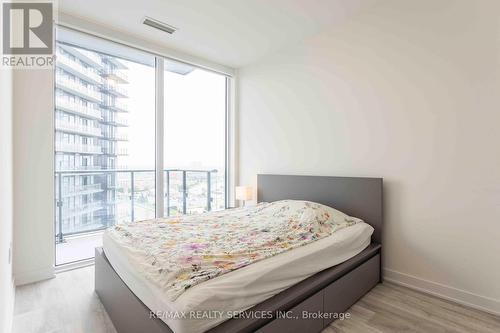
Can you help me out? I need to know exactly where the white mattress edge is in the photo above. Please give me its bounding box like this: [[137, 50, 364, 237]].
[[102, 222, 373, 333]]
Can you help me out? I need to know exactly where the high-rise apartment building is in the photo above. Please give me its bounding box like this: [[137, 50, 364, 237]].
[[53, 37, 227, 267], [54, 43, 129, 241]]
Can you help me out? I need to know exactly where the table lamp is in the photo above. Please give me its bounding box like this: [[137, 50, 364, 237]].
[[235, 186, 253, 206]]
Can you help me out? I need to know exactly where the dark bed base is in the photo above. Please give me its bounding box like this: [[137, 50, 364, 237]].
[[95, 244, 381, 333]]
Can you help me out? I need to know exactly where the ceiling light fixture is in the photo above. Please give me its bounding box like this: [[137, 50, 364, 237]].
[[142, 17, 177, 35]]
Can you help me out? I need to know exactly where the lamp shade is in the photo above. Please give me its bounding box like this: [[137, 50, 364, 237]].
[[235, 186, 253, 201]]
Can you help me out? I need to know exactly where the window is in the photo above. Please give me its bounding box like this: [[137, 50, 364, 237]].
[[54, 27, 230, 266], [54, 30, 156, 265], [163, 60, 227, 215]]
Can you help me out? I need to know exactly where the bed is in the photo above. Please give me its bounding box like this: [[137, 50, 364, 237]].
[[95, 174, 383, 333]]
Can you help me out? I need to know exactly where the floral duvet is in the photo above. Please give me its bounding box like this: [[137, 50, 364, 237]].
[[106, 200, 362, 301]]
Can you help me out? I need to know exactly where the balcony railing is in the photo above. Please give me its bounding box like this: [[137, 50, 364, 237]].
[[115, 100, 128, 111], [56, 77, 102, 102], [56, 97, 102, 119], [63, 202, 103, 217], [101, 83, 128, 97], [55, 168, 220, 242], [103, 99, 129, 113], [57, 53, 102, 84], [60, 44, 103, 68], [101, 147, 128, 155], [102, 68, 128, 83], [55, 143, 103, 154], [102, 115, 128, 127], [110, 132, 128, 141], [61, 183, 103, 196], [102, 56, 128, 70], [56, 165, 103, 171], [55, 120, 102, 137], [77, 49, 104, 68]]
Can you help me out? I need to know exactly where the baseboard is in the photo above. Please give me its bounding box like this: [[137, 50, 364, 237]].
[[383, 268, 500, 317], [14, 266, 55, 286]]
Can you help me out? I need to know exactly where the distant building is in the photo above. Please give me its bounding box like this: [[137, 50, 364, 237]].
[[54, 43, 129, 240]]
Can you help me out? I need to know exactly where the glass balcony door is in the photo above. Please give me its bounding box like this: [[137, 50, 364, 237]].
[[54, 33, 156, 265], [54, 28, 229, 266], [163, 61, 227, 216]]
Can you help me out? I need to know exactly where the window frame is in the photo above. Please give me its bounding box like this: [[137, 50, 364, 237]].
[[53, 26, 233, 267]]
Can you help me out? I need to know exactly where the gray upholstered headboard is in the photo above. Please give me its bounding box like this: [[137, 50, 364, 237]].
[[257, 174, 383, 244]]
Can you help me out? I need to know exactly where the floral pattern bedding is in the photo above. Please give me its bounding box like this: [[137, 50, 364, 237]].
[[106, 200, 363, 301]]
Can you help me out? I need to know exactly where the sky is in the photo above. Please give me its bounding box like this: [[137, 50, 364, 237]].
[[119, 61, 226, 171]]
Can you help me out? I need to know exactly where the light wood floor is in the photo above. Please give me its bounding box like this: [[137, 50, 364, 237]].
[[13, 266, 500, 333]]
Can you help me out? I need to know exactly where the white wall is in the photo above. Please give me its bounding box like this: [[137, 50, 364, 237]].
[[0, 67, 15, 333], [13, 69, 55, 285], [238, 0, 500, 315]]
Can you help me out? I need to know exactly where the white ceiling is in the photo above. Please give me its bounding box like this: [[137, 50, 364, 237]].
[[59, 0, 374, 68]]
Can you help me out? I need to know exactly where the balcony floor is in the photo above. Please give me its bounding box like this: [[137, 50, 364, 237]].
[[56, 232, 104, 265]]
